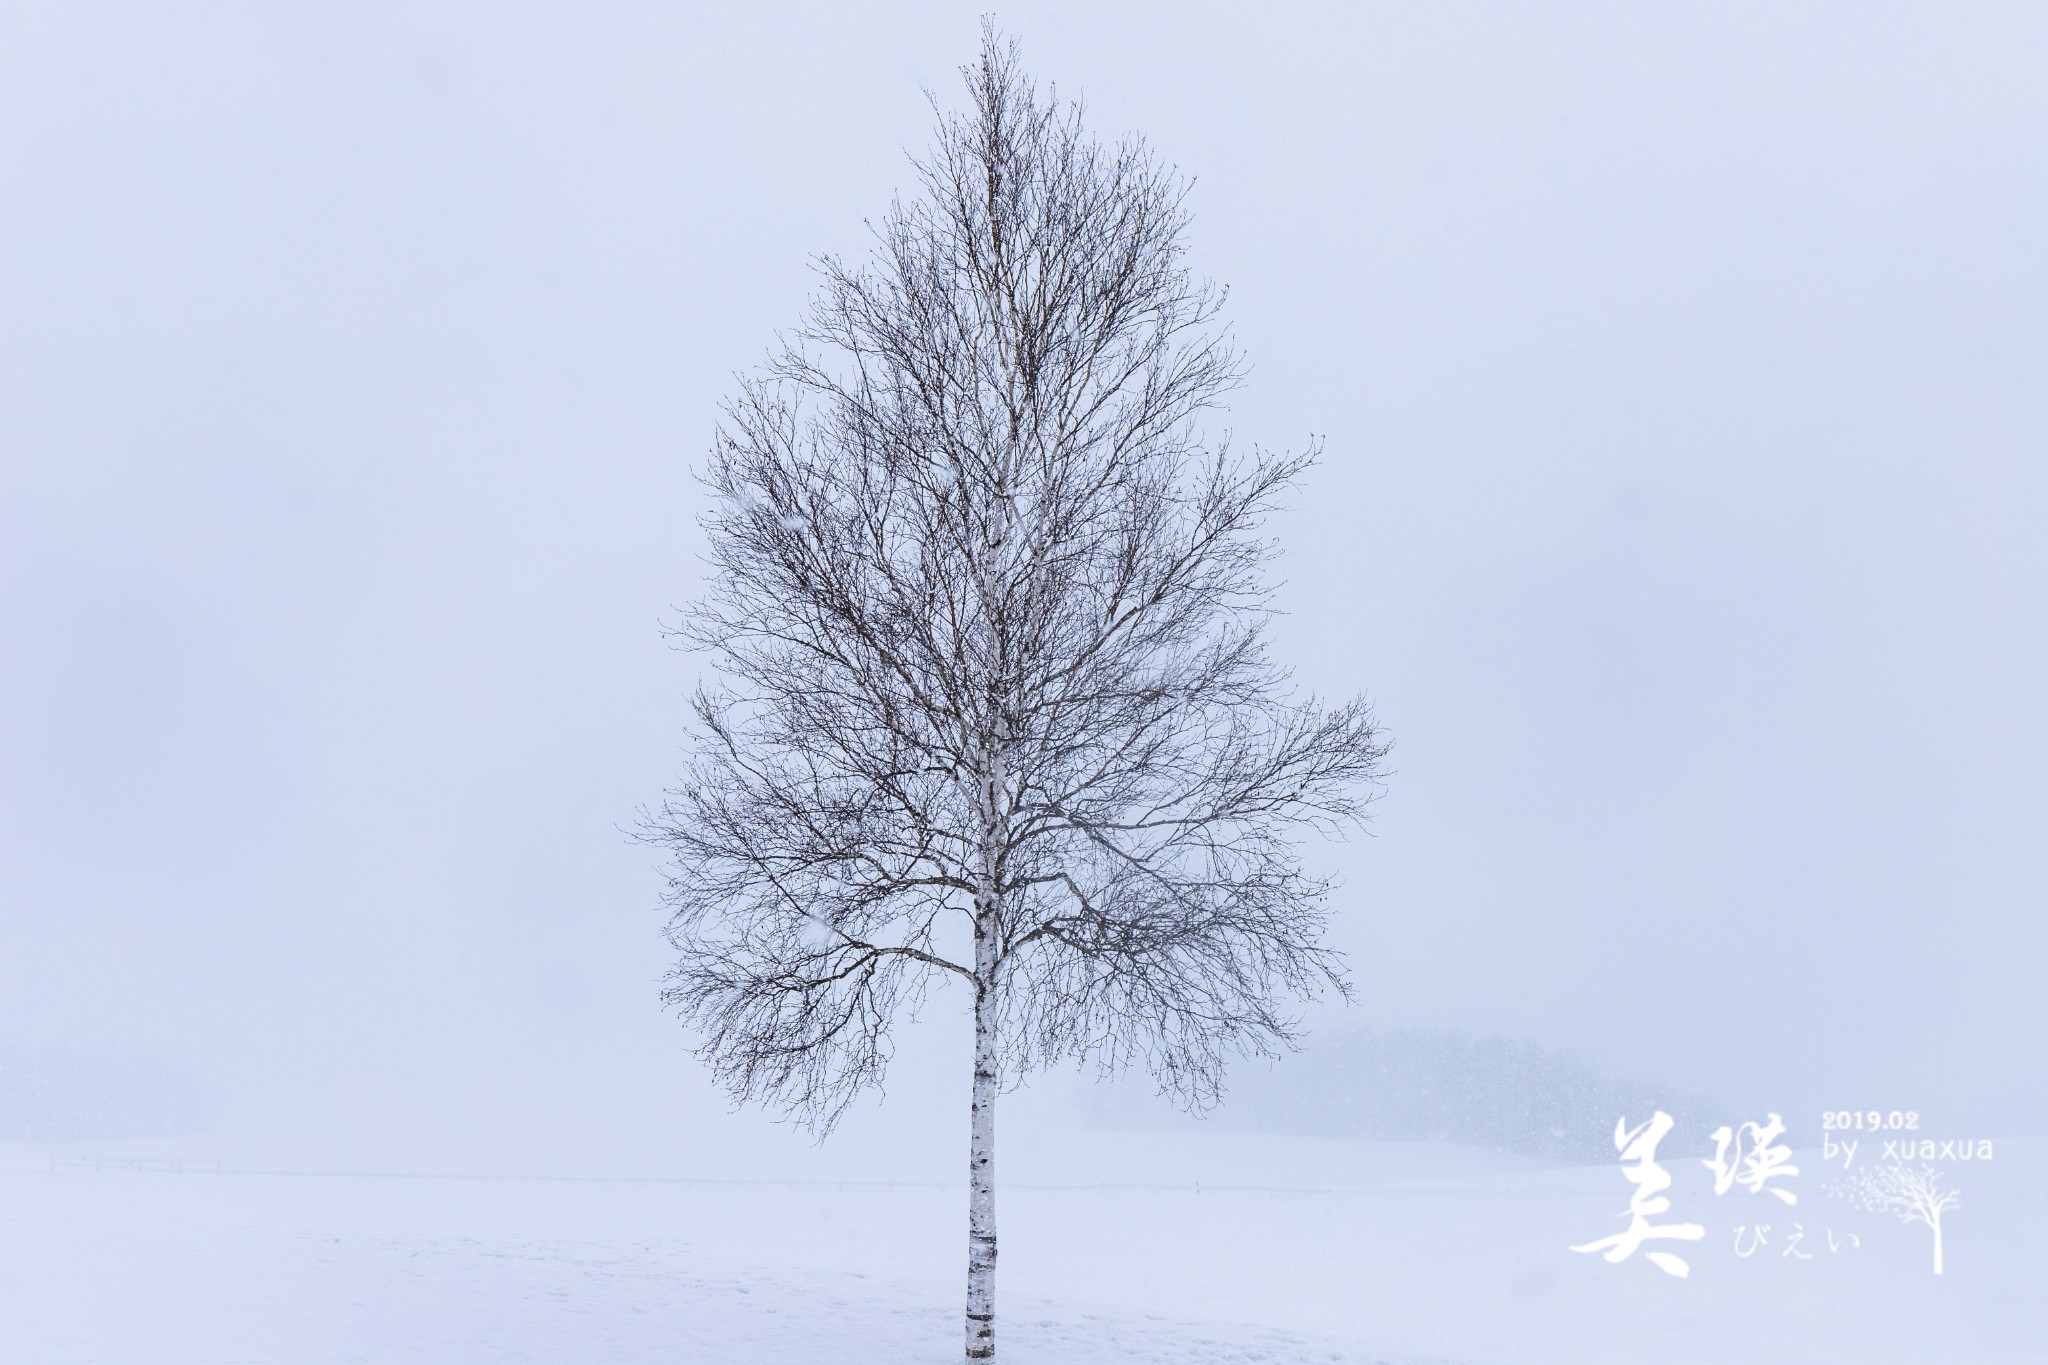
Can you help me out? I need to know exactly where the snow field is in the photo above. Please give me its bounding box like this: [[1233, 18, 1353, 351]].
[[1, 1134, 2036, 1363]]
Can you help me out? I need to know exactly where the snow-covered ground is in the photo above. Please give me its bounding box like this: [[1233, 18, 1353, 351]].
[[2, 1130, 2037, 1363]]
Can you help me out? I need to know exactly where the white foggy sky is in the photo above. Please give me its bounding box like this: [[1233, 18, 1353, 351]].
[[1, 2, 2042, 1166]]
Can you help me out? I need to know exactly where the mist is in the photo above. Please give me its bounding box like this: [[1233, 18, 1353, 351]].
[[2, 1, 2041, 1185]]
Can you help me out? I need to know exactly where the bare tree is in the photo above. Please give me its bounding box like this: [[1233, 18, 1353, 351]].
[[1840, 1163, 1960, 1273], [643, 26, 1388, 1362]]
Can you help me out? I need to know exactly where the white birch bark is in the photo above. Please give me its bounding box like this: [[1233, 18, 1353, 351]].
[[965, 728, 1007, 1360], [965, 949, 998, 1359]]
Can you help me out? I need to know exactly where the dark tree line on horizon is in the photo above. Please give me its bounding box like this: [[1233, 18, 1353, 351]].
[[1085, 1024, 1728, 1164]]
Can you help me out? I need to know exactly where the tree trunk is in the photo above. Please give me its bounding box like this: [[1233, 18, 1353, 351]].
[[965, 977, 998, 1359], [965, 702, 1009, 1360], [1930, 1215, 1943, 1275]]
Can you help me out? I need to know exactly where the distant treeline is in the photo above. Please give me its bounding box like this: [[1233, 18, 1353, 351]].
[[1084, 1025, 1724, 1163], [0, 1039, 206, 1143]]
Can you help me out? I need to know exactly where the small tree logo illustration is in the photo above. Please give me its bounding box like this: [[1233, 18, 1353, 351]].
[[1839, 1164, 1959, 1274]]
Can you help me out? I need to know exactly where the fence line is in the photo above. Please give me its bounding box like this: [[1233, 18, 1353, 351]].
[[38, 1157, 1598, 1197], [47, 1154, 223, 1175]]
